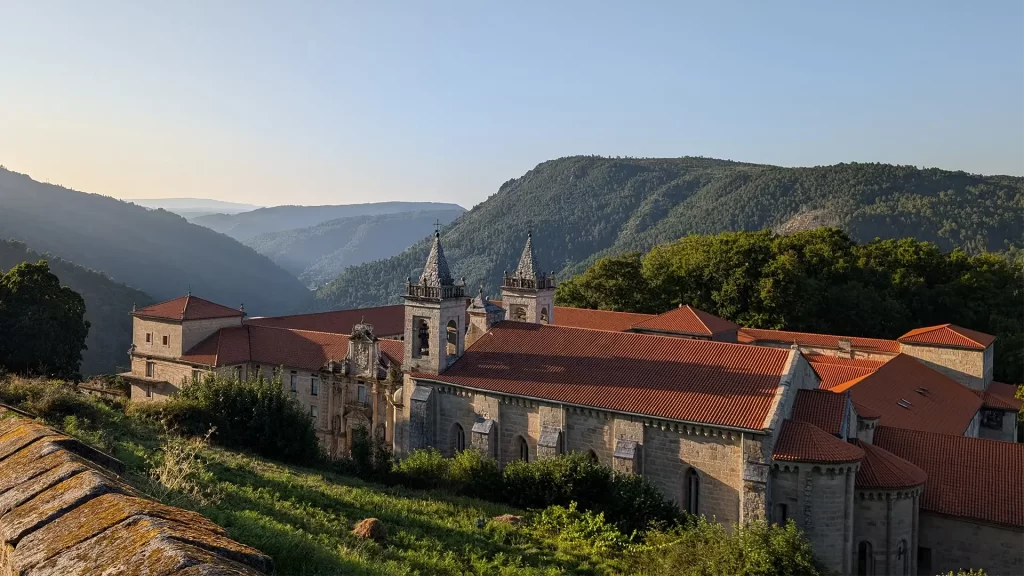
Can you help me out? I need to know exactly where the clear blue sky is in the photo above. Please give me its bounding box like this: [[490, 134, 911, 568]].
[[2, 1, 1021, 208]]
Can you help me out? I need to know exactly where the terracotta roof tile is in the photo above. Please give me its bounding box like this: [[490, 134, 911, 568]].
[[134, 295, 245, 321], [852, 401, 881, 420], [985, 382, 1022, 411], [898, 324, 995, 350], [803, 354, 889, 370], [739, 328, 900, 354], [182, 325, 351, 372], [791, 389, 849, 436], [854, 440, 927, 490], [772, 420, 864, 464], [552, 307, 656, 332], [417, 323, 791, 430], [246, 305, 405, 337], [811, 364, 877, 391], [874, 426, 1024, 527], [630, 305, 739, 337], [379, 339, 404, 365], [831, 354, 982, 435], [974, 385, 1023, 412]]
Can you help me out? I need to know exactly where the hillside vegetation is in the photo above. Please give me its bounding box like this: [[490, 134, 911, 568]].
[[194, 201, 466, 241], [312, 157, 1023, 311], [245, 208, 466, 287], [0, 240, 153, 376], [0, 167, 310, 316]]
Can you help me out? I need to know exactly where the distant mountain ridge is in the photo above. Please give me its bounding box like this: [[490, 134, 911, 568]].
[[193, 201, 466, 241], [244, 208, 465, 287], [311, 156, 1024, 311], [126, 197, 261, 218], [0, 239, 154, 376], [0, 167, 311, 317]]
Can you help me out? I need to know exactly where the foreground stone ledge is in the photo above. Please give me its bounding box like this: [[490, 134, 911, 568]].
[[0, 411, 271, 576]]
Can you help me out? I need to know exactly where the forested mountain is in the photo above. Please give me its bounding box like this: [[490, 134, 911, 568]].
[[193, 201, 466, 241], [312, 156, 1024, 311], [126, 197, 261, 218], [245, 208, 466, 287], [0, 167, 311, 316], [0, 240, 154, 376]]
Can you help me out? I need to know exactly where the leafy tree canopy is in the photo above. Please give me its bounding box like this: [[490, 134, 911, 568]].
[[557, 228, 1023, 383], [0, 261, 90, 379]]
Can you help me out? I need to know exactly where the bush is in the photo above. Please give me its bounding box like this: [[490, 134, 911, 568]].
[[529, 503, 633, 558], [634, 517, 825, 576], [394, 448, 450, 490], [150, 373, 323, 465], [448, 449, 503, 499], [0, 377, 104, 427], [348, 425, 393, 479]]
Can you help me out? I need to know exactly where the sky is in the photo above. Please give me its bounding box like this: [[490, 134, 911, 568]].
[[1, 1, 1021, 209]]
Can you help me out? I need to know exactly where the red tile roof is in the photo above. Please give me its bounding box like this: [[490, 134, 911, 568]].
[[898, 324, 995, 350], [831, 354, 982, 435], [182, 325, 351, 372], [811, 363, 877, 391], [246, 305, 405, 337], [379, 339, 404, 364], [852, 401, 881, 420], [854, 440, 927, 490], [791, 389, 849, 436], [739, 328, 900, 354], [417, 322, 791, 430], [133, 295, 245, 321], [552, 306, 656, 332], [772, 420, 864, 464], [985, 382, 1022, 411], [874, 426, 1024, 527], [630, 305, 739, 337], [975, 386, 1023, 412], [803, 354, 889, 370]]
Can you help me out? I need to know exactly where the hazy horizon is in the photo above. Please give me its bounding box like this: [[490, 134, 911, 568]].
[[2, 1, 1021, 209]]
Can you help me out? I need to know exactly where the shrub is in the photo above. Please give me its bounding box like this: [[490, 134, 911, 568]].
[[448, 449, 503, 499], [529, 503, 633, 558], [394, 448, 450, 489], [0, 377, 104, 427], [155, 373, 322, 465], [634, 517, 825, 576], [348, 425, 393, 479]]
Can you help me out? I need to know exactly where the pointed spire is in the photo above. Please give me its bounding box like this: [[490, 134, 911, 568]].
[[514, 231, 543, 280], [420, 230, 454, 287]]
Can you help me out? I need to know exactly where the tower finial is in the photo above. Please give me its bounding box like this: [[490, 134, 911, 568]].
[[433, 219, 442, 235]]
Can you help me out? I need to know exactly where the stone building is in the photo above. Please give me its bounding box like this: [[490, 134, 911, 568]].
[[124, 233, 1023, 575]]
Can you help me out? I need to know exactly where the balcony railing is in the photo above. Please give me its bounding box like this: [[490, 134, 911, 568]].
[[406, 283, 466, 300], [502, 275, 556, 290]]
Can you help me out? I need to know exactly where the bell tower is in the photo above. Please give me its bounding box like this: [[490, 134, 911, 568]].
[[501, 232, 556, 324], [403, 230, 467, 374]]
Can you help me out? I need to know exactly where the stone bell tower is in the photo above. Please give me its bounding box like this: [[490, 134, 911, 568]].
[[501, 232, 555, 324], [403, 230, 467, 374]]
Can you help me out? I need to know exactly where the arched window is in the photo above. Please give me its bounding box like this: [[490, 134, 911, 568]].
[[446, 320, 458, 356], [417, 319, 430, 357], [540, 307, 549, 324], [451, 423, 465, 453], [857, 541, 874, 576], [774, 503, 788, 524], [587, 449, 599, 463], [515, 435, 529, 462], [684, 468, 700, 515], [513, 306, 527, 322], [897, 539, 908, 576]]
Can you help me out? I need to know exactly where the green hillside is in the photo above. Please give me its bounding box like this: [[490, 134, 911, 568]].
[[0, 167, 311, 316], [0, 240, 153, 376], [312, 156, 1024, 311], [194, 201, 466, 241], [245, 208, 466, 287]]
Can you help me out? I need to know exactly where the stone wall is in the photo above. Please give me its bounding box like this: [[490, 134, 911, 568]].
[[899, 343, 989, 390], [853, 490, 920, 576], [179, 316, 244, 355], [0, 412, 270, 575], [917, 512, 1023, 576], [132, 317, 184, 360], [771, 463, 857, 574], [128, 357, 196, 402]]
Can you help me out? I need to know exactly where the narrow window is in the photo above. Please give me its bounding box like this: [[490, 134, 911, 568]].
[[162, 335, 169, 346], [357, 383, 367, 404], [417, 319, 430, 357], [289, 372, 297, 392], [587, 449, 599, 463], [311, 376, 319, 396], [774, 503, 788, 524], [452, 423, 465, 453], [145, 361, 155, 378], [514, 306, 527, 322], [540, 307, 549, 324], [146, 384, 152, 398], [145, 333, 152, 343], [235, 366, 243, 381], [515, 435, 529, 462], [446, 320, 458, 356], [685, 468, 700, 515], [309, 405, 318, 424], [857, 541, 874, 576], [191, 369, 201, 383]]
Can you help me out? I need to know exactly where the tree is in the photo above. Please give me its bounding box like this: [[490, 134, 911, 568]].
[[0, 261, 89, 379]]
